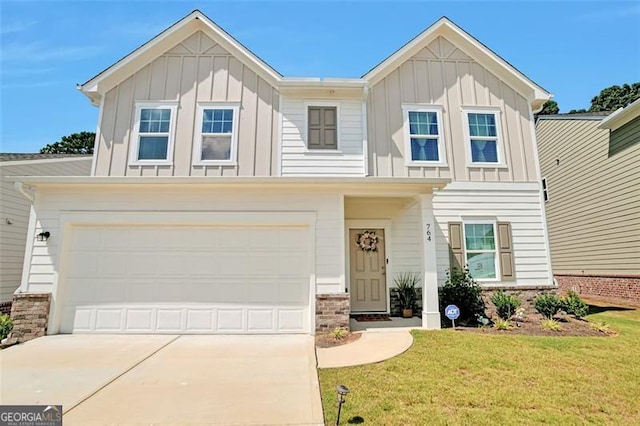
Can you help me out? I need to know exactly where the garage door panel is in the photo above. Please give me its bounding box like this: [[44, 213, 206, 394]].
[[61, 225, 311, 334]]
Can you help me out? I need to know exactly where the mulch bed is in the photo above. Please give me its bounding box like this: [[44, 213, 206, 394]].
[[455, 313, 615, 337], [315, 332, 362, 348], [350, 314, 391, 322]]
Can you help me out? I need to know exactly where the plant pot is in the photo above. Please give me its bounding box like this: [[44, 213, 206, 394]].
[[402, 308, 413, 318]]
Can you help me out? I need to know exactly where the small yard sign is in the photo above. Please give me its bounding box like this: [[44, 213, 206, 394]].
[[445, 304, 460, 328]]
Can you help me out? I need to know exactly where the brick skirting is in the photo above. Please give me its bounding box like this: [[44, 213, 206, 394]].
[[315, 294, 350, 332], [482, 285, 558, 318], [556, 275, 640, 305], [0, 301, 11, 316], [6, 293, 51, 344]]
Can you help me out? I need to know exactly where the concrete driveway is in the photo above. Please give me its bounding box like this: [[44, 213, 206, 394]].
[[1, 334, 323, 425]]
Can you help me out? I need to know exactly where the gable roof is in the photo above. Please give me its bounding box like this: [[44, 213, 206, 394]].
[[362, 17, 551, 109], [598, 98, 640, 130], [0, 153, 92, 165], [79, 9, 283, 106]]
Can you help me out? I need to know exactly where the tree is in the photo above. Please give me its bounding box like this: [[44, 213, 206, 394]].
[[568, 108, 588, 114], [40, 131, 96, 154], [588, 83, 640, 112], [536, 100, 559, 116]]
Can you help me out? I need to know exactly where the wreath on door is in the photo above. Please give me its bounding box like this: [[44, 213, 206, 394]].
[[356, 230, 381, 252]]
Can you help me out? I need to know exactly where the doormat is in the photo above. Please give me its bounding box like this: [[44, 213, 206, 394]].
[[351, 314, 391, 322]]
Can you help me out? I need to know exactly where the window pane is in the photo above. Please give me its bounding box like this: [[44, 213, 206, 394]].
[[471, 139, 498, 163], [466, 252, 496, 279], [138, 136, 168, 160], [202, 109, 234, 134], [201, 136, 232, 160], [410, 138, 439, 161], [468, 113, 497, 137], [409, 111, 438, 135], [465, 224, 495, 250], [139, 108, 171, 134]]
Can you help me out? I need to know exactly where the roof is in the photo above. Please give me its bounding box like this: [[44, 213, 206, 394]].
[[536, 112, 612, 121], [0, 153, 92, 163], [79, 10, 550, 109], [598, 98, 640, 130]]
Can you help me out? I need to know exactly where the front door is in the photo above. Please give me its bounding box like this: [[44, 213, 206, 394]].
[[349, 229, 387, 312]]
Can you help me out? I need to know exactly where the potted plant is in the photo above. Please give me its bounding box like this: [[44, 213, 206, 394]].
[[394, 272, 421, 318]]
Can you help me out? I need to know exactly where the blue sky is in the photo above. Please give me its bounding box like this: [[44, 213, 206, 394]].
[[1, 1, 639, 153]]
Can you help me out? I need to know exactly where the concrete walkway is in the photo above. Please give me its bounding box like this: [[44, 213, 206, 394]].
[[316, 330, 413, 368]]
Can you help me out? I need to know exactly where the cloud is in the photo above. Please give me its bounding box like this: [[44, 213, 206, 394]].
[[0, 42, 101, 63], [0, 20, 37, 35]]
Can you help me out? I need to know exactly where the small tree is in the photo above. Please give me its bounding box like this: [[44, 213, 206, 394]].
[[40, 131, 96, 155], [439, 266, 486, 325], [491, 290, 522, 320]]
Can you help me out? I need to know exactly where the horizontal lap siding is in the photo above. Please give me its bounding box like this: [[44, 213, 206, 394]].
[[0, 160, 91, 301], [368, 36, 537, 182], [96, 31, 279, 177], [24, 187, 343, 297], [536, 118, 640, 276], [432, 183, 552, 286], [281, 98, 364, 175]]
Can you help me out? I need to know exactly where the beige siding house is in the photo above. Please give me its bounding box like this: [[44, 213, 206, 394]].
[[0, 155, 91, 309], [10, 10, 554, 340], [536, 99, 640, 303]]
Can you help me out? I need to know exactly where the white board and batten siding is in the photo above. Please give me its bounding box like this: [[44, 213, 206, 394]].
[[281, 98, 365, 176], [432, 182, 553, 286], [0, 158, 92, 302]]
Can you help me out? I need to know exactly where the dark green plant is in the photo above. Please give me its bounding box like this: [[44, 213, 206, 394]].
[[439, 266, 486, 325], [394, 272, 420, 310], [534, 293, 562, 319], [0, 314, 13, 340], [561, 291, 589, 318], [491, 290, 522, 320]]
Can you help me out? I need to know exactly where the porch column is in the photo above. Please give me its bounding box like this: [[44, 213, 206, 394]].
[[417, 194, 441, 329]]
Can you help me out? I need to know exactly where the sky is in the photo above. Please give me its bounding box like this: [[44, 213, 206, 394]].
[[1, 1, 639, 153]]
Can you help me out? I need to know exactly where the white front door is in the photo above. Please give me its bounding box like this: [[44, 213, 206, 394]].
[[60, 225, 310, 334], [349, 229, 387, 312]]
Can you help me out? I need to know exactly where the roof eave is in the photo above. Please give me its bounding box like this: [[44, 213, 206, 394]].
[[598, 98, 640, 130]]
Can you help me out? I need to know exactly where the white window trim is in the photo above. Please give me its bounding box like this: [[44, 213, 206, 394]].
[[461, 106, 507, 168], [402, 104, 447, 166], [462, 219, 501, 282], [193, 102, 240, 166], [303, 100, 341, 153], [129, 101, 178, 166]]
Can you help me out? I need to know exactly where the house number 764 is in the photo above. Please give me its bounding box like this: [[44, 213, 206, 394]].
[[426, 224, 432, 242]]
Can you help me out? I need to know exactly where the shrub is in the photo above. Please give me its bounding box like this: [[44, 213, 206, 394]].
[[493, 318, 514, 331], [540, 318, 562, 331], [394, 272, 421, 311], [491, 290, 522, 320], [534, 293, 562, 319], [590, 321, 611, 334], [0, 314, 13, 340], [561, 291, 589, 318], [440, 266, 486, 325], [330, 327, 348, 340]]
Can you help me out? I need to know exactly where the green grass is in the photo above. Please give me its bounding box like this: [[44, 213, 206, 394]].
[[318, 303, 640, 425]]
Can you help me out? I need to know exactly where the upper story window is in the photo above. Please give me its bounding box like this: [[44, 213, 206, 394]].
[[464, 222, 498, 280], [130, 102, 177, 164], [462, 108, 504, 166], [402, 105, 446, 165], [194, 102, 240, 165], [307, 106, 338, 150]]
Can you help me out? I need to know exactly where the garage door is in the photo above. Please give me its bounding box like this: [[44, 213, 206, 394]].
[[60, 225, 310, 334]]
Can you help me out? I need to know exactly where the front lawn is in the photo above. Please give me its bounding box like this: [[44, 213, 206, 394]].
[[318, 302, 640, 425]]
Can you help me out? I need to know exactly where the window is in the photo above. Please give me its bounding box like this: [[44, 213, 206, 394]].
[[194, 103, 239, 164], [402, 105, 445, 165], [130, 103, 177, 163], [307, 106, 337, 150], [463, 109, 503, 165], [542, 178, 549, 202], [464, 223, 498, 279]]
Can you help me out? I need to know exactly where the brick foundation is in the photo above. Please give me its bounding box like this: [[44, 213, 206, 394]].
[[389, 287, 423, 317], [0, 301, 11, 316], [6, 293, 51, 344], [315, 294, 350, 332], [482, 285, 557, 318], [556, 274, 640, 305]]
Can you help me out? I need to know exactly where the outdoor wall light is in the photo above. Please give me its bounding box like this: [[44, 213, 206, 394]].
[[336, 384, 350, 425], [36, 231, 50, 242]]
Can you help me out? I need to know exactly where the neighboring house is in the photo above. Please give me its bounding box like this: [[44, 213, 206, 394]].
[[536, 100, 640, 304], [11, 10, 554, 338], [0, 154, 92, 313]]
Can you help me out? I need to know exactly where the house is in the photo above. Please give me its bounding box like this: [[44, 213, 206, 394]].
[[0, 154, 91, 315], [536, 100, 640, 304], [9, 10, 554, 340]]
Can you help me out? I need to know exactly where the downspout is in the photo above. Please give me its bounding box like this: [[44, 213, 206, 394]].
[[362, 86, 370, 176]]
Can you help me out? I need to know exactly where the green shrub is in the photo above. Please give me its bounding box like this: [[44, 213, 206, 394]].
[[330, 327, 348, 340], [394, 272, 420, 311], [491, 290, 522, 320], [493, 318, 514, 331], [440, 266, 486, 325], [540, 318, 562, 331], [534, 293, 562, 319], [0, 314, 13, 340], [561, 290, 589, 318]]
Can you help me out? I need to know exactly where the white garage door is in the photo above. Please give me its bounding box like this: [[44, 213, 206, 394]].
[[60, 225, 310, 334]]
